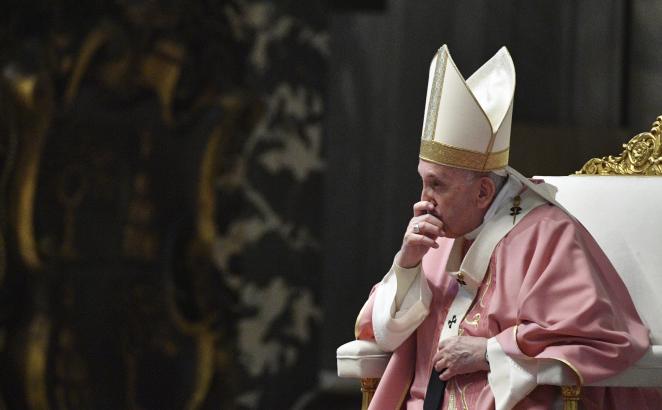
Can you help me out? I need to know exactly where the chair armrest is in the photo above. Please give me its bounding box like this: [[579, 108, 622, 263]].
[[336, 341, 662, 387], [590, 345, 662, 387], [538, 346, 662, 387], [336, 340, 392, 379]]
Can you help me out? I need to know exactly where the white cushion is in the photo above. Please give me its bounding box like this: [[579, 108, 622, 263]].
[[537, 345, 662, 387], [336, 340, 391, 379], [593, 345, 662, 387]]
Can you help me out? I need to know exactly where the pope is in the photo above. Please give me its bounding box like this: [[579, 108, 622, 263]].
[[355, 45, 662, 409]]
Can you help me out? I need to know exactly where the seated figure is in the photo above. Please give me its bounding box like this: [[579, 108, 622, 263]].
[[353, 45, 662, 409]]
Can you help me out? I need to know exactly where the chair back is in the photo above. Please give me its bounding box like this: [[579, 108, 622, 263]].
[[538, 176, 662, 344]]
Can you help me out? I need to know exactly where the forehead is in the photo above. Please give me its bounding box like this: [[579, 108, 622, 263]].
[[417, 159, 460, 180]]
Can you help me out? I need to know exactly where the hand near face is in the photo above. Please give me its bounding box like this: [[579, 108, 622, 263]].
[[432, 336, 489, 380], [395, 200, 443, 268]]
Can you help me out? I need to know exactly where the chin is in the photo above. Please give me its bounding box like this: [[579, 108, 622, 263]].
[[441, 230, 460, 239]]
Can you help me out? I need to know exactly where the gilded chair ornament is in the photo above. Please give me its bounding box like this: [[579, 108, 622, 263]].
[[360, 378, 380, 410], [576, 116, 662, 175]]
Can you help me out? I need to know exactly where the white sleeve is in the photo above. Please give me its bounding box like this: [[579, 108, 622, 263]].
[[486, 337, 537, 409], [372, 258, 432, 352], [486, 337, 574, 410], [394, 262, 419, 310]]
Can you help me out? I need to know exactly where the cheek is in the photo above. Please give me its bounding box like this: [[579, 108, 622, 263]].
[[435, 192, 455, 209], [431, 197, 451, 219], [438, 196, 463, 221]]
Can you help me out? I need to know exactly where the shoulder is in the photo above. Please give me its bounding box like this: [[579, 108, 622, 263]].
[[517, 202, 574, 228], [502, 203, 584, 246], [493, 203, 607, 283]]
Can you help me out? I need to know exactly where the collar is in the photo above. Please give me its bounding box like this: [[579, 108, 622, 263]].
[[447, 185, 549, 294]]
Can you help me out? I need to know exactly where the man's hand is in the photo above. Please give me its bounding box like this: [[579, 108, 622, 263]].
[[395, 201, 443, 268], [432, 336, 489, 381]]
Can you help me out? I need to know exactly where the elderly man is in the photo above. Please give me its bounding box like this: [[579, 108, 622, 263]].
[[354, 45, 660, 409]]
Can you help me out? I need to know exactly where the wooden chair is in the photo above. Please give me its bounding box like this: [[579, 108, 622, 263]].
[[336, 116, 662, 409]]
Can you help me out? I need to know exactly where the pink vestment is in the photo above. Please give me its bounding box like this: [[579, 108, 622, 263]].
[[356, 203, 661, 409]]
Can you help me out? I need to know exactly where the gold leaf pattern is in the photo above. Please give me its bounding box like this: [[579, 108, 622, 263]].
[[576, 115, 662, 175]]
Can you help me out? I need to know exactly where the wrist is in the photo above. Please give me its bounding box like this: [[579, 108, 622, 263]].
[[395, 251, 421, 269], [483, 344, 490, 370]]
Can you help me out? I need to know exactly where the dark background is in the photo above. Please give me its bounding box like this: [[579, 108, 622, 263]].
[[0, 1, 661, 409]]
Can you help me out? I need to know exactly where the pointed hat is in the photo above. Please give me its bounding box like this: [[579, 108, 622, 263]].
[[419, 45, 515, 171]]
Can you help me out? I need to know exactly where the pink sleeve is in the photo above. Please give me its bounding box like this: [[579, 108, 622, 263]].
[[355, 285, 378, 340], [494, 214, 650, 384]]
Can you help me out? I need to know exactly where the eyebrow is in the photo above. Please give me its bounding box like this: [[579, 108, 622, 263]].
[[420, 171, 444, 180], [421, 174, 446, 186]]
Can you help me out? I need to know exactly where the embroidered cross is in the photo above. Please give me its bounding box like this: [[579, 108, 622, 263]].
[[456, 272, 466, 286], [510, 195, 522, 224], [447, 315, 457, 328]]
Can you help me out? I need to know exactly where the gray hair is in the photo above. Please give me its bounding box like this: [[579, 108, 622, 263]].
[[456, 169, 507, 193]]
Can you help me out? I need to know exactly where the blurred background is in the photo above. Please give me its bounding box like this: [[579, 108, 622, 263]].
[[0, 0, 660, 409]]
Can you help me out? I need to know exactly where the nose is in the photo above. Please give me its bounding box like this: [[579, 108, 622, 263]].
[[421, 186, 435, 203]]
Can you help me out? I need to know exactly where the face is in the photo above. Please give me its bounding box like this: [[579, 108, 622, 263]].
[[417, 160, 493, 238]]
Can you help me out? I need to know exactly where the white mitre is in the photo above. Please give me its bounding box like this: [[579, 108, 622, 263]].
[[419, 45, 561, 206], [419, 44, 514, 171]]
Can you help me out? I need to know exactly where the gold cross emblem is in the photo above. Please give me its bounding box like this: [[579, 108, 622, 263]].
[[456, 272, 467, 286], [510, 195, 522, 224]]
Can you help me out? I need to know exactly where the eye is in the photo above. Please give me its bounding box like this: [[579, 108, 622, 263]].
[[422, 176, 445, 192]]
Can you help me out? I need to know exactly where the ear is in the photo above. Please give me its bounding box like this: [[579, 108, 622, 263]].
[[476, 177, 496, 209]]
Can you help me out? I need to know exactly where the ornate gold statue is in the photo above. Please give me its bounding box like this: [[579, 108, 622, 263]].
[[577, 116, 662, 175]]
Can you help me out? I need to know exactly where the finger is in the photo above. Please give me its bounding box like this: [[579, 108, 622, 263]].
[[432, 349, 446, 371], [440, 367, 454, 381], [420, 213, 444, 228], [434, 357, 447, 372], [411, 221, 442, 238], [431, 349, 444, 364], [404, 233, 439, 249], [413, 201, 435, 216]]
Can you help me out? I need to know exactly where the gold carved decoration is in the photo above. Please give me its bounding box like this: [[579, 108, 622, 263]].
[[63, 24, 114, 108], [66, 23, 185, 125], [122, 132, 159, 262], [561, 384, 581, 410], [166, 96, 250, 409], [25, 315, 51, 410], [360, 378, 379, 410], [140, 40, 185, 125], [576, 115, 662, 175], [57, 165, 87, 260], [3, 5, 251, 407], [0, 93, 16, 286], [4, 65, 53, 270]]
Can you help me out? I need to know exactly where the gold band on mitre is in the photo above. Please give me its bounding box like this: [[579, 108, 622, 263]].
[[419, 140, 509, 171]]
